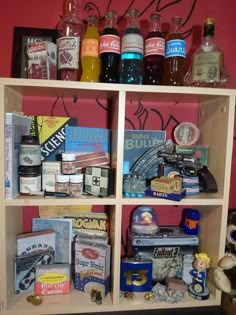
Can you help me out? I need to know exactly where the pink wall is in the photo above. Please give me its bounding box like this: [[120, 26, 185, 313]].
[[1, 0, 236, 226]]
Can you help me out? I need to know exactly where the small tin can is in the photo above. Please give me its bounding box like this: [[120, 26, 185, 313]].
[[19, 135, 41, 166], [69, 174, 83, 197], [55, 174, 70, 194], [61, 152, 76, 175], [18, 165, 42, 195]]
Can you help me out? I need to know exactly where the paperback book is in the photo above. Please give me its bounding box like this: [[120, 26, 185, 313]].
[[65, 126, 111, 169], [14, 248, 54, 295], [29, 115, 77, 161], [32, 218, 73, 264], [124, 130, 166, 178], [17, 229, 56, 256], [5, 113, 32, 199], [62, 212, 109, 238]]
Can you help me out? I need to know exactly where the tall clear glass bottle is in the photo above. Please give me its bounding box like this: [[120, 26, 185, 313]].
[[57, 0, 84, 81], [99, 10, 120, 83], [184, 18, 229, 87], [162, 16, 186, 86], [81, 15, 100, 82], [120, 9, 144, 85], [143, 13, 165, 85]]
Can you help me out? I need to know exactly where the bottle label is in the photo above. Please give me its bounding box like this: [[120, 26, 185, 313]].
[[20, 175, 41, 194], [99, 35, 121, 54], [165, 39, 186, 58], [121, 34, 143, 54], [192, 51, 221, 82], [81, 39, 99, 57], [19, 144, 41, 166], [57, 36, 80, 70], [144, 37, 165, 57]]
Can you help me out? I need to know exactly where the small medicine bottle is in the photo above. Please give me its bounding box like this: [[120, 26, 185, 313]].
[[69, 174, 83, 197], [55, 174, 70, 194], [61, 152, 76, 175]]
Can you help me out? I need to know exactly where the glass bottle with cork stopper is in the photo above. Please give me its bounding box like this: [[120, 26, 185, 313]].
[[184, 17, 229, 87], [57, 0, 84, 81]]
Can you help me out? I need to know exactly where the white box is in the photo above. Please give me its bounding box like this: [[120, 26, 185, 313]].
[[5, 113, 32, 199], [42, 161, 61, 192]]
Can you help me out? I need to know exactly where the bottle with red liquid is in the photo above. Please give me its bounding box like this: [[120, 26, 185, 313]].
[[57, 0, 84, 81], [143, 13, 165, 85], [99, 10, 120, 83], [162, 16, 186, 86]]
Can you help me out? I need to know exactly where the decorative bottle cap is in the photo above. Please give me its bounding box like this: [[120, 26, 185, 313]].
[[150, 13, 161, 20], [128, 8, 139, 16], [105, 10, 117, 18], [204, 17, 215, 25]]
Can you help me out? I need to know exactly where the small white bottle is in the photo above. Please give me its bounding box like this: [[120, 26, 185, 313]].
[[69, 174, 83, 197], [61, 152, 76, 175], [55, 174, 70, 194]]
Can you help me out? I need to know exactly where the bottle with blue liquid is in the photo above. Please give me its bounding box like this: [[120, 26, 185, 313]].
[[120, 9, 144, 84]]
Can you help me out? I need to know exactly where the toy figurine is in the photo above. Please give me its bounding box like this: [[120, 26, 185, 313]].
[[214, 253, 236, 293], [213, 209, 236, 294], [188, 252, 211, 300]]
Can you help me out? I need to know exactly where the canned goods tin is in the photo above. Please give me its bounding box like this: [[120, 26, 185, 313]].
[[19, 135, 41, 166]]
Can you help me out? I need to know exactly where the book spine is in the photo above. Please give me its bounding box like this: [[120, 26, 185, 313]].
[[5, 114, 13, 199]]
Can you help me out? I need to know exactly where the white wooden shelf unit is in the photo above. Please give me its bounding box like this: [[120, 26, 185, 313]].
[[0, 78, 235, 314]]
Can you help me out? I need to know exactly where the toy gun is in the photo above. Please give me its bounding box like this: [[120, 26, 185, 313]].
[[157, 151, 217, 193]]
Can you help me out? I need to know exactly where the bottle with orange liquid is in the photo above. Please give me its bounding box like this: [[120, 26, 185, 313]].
[[80, 15, 100, 82]]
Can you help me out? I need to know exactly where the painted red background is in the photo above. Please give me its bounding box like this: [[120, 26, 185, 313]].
[[0, 0, 236, 233]]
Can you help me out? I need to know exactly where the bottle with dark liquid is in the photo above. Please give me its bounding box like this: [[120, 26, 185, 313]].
[[99, 10, 120, 83], [162, 16, 186, 86], [143, 13, 165, 85], [120, 9, 144, 84], [57, 0, 84, 81]]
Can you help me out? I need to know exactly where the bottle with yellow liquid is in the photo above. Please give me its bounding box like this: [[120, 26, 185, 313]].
[[81, 15, 100, 82]]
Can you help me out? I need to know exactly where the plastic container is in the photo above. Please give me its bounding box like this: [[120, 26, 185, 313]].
[[69, 174, 83, 197], [61, 152, 76, 175], [18, 165, 42, 195], [55, 174, 70, 194], [19, 135, 41, 166]]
